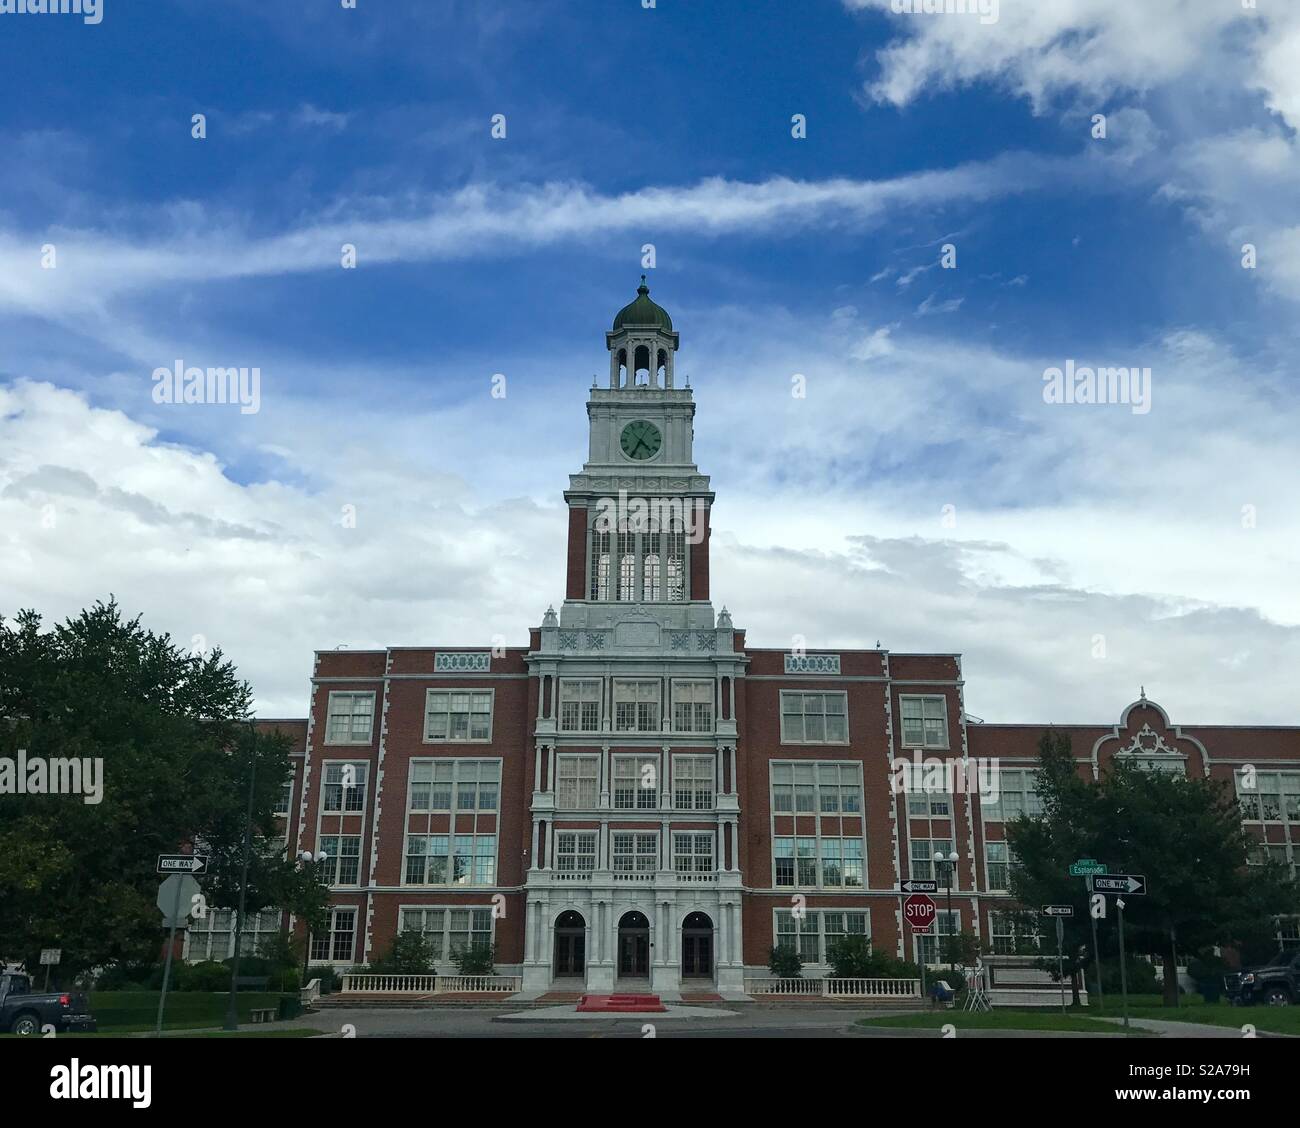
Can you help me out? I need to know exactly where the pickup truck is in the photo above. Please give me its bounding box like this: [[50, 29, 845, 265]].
[[1224, 948, 1300, 1006], [0, 971, 97, 1035]]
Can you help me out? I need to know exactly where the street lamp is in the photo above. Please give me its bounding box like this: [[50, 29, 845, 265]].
[[297, 850, 328, 985], [933, 850, 959, 970]]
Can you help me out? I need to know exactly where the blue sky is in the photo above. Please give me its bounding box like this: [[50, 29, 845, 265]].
[[2, 0, 1299, 723]]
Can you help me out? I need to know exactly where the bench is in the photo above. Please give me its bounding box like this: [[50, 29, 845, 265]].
[[234, 976, 270, 990], [249, 1008, 277, 1024]]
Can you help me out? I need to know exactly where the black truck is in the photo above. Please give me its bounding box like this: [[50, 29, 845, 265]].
[[0, 971, 97, 1035], [1224, 948, 1300, 1006]]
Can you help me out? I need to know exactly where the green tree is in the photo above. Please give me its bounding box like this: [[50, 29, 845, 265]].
[[374, 930, 435, 975], [1009, 728, 1299, 1006], [0, 600, 309, 978], [768, 944, 803, 978]]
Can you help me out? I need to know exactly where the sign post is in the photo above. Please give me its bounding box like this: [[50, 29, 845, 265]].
[[1090, 874, 1145, 1033], [1042, 906, 1073, 1015], [1070, 859, 1107, 1011], [1116, 897, 1130, 1032], [39, 949, 61, 993], [903, 893, 936, 1001], [154, 872, 201, 1038]]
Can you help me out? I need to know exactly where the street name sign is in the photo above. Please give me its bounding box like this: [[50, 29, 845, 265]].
[[157, 854, 209, 875], [39, 949, 61, 966], [1091, 874, 1146, 896], [1069, 858, 1108, 877]]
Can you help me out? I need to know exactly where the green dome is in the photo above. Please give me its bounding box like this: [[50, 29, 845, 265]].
[[613, 276, 673, 331]]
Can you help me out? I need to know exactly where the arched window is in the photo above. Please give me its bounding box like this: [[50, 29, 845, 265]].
[[618, 349, 628, 387], [642, 526, 661, 600], [634, 344, 651, 385], [617, 528, 636, 601], [590, 529, 611, 600], [665, 521, 685, 601]]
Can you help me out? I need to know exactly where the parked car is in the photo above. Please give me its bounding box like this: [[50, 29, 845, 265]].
[[0, 971, 97, 1035], [1224, 949, 1300, 1006]]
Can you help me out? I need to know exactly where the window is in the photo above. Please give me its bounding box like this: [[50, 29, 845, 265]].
[[424, 690, 493, 742], [559, 680, 602, 732], [771, 761, 860, 814], [614, 680, 661, 732], [408, 759, 499, 812], [665, 526, 685, 601], [236, 909, 283, 956], [819, 838, 863, 887], [556, 755, 599, 809], [310, 908, 356, 963], [907, 789, 951, 816], [909, 838, 954, 882], [986, 841, 1013, 890], [780, 692, 848, 744], [642, 529, 661, 601], [590, 529, 612, 600], [319, 834, 361, 886], [982, 769, 1043, 820], [400, 907, 493, 960], [673, 756, 715, 810], [773, 910, 866, 965], [1280, 918, 1300, 950], [323, 762, 368, 813], [1237, 770, 1300, 823], [672, 680, 714, 733], [403, 834, 496, 886], [612, 832, 658, 874], [325, 692, 375, 744], [617, 529, 635, 601], [673, 833, 714, 874], [613, 756, 658, 810], [900, 696, 948, 749], [555, 832, 597, 874], [917, 910, 962, 964], [185, 910, 232, 961], [990, 911, 1040, 955], [275, 776, 294, 816]]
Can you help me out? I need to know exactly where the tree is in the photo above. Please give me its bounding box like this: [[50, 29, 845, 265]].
[[768, 944, 803, 978], [0, 600, 307, 979], [1009, 728, 1300, 1006], [374, 931, 435, 975]]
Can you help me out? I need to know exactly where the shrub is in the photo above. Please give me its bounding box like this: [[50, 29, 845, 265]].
[[768, 944, 803, 979], [453, 942, 496, 977], [179, 961, 231, 992], [306, 965, 339, 995], [1100, 955, 1160, 996], [373, 931, 435, 975], [824, 938, 923, 982]]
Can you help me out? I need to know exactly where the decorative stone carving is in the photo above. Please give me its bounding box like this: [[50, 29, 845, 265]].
[[784, 653, 840, 674], [1116, 723, 1177, 757], [585, 631, 608, 650], [695, 632, 716, 652], [558, 631, 579, 652], [435, 652, 491, 672]]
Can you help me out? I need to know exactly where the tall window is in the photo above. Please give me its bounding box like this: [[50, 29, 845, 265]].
[[900, 695, 949, 748], [613, 756, 658, 810], [673, 680, 714, 732], [319, 835, 362, 886], [673, 755, 715, 810], [590, 529, 612, 600], [774, 837, 818, 887], [403, 834, 496, 886], [556, 755, 599, 809], [186, 908, 280, 962], [917, 910, 961, 964], [323, 762, 368, 813], [986, 841, 1013, 890], [400, 907, 493, 960], [617, 529, 635, 601], [780, 692, 848, 744], [310, 908, 356, 963], [641, 529, 661, 601], [777, 911, 868, 965], [909, 837, 954, 882], [982, 769, 1042, 820], [771, 761, 861, 813], [276, 775, 294, 816], [236, 909, 283, 956], [665, 525, 685, 601], [424, 690, 493, 741], [559, 680, 602, 732], [408, 760, 499, 812], [325, 692, 375, 744], [673, 833, 714, 874], [614, 680, 661, 732], [819, 838, 863, 887], [555, 832, 598, 874], [1236, 770, 1300, 823], [989, 911, 1040, 955], [612, 832, 658, 874]]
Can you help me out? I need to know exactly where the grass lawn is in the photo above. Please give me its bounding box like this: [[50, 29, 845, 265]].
[[88, 991, 293, 1032], [858, 1010, 1134, 1034], [1108, 1003, 1300, 1036]]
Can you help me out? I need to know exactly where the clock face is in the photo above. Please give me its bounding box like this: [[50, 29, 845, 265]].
[[620, 420, 662, 461]]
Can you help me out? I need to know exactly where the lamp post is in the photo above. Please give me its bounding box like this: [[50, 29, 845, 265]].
[[934, 850, 959, 970], [297, 850, 327, 985], [223, 730, 258, 1032]]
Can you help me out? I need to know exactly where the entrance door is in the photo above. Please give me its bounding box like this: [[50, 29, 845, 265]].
[[682, 911, 713, 978], [554, 910, 586, 977], [617, 910, 651, 977]]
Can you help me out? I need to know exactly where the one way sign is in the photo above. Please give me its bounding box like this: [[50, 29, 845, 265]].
[[1091, 873, 1145, 896], [157, 854, 209, 876], [900, 879, 938, 894]]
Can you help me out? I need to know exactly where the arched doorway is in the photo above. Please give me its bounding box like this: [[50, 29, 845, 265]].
[[554, 910, 585, 978], [682, 911, 713, 978], [617, 910, 650, 978]]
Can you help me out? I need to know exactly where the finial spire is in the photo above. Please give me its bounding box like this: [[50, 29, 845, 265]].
[[638, 273, 648, 293]]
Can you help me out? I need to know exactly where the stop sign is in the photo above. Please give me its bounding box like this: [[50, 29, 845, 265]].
[[904, 893, 936, 933]]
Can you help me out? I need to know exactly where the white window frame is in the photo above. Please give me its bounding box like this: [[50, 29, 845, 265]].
[[982, 768, 1043, 820], [672, 831, 715, 875], [774, 909, 869, 967], [779, 691, 849, 745], [613, 679, 662, 733], [322, 760, 369, 814], [399, 906, 494, 962], [673, 755, 716, 811], [612, 754, 659, 810], [985, 840, 1013, 891], [402, 832, 498, 887], [554, 831, 599, 874], [555, 754, 600, 810], [324, 691, 376, 745], [423, 688, 494, 743], [558, 679, 602, 733], [908, 837, 954, 883], [319, 833, 363, 887], [611, 831, 659, 874], [309, 907, 357, 965], [899, 694, 949, 750], [671, 679, 715, 734], [407, 758, 500, 813]]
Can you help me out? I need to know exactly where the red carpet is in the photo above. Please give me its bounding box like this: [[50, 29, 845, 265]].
[[576, 993, 666, 1013]]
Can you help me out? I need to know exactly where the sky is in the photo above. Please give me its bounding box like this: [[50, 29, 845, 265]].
[[1, 0, 1298, 724]]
